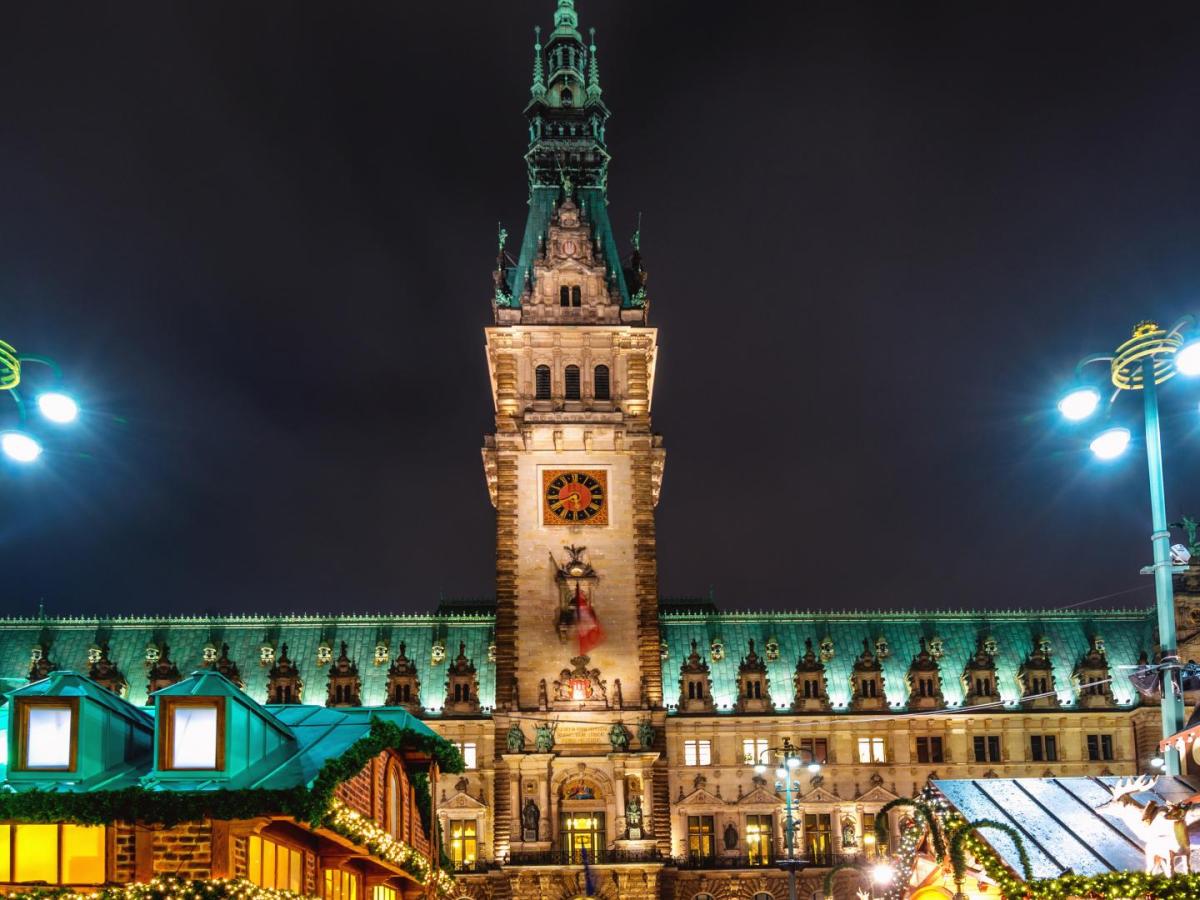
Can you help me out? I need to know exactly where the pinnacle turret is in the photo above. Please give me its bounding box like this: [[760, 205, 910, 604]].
[[587, 28, 602, 101], [531, 26, 546, 99]]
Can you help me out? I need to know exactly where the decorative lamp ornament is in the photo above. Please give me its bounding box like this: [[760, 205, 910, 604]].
[[259, 643, 275, 666], [374, 642, 389, 666], [144, 644, 161, 663], [202, 643, 218, 663], [431, 640, 446, 665], [316, 642, 333, 666]]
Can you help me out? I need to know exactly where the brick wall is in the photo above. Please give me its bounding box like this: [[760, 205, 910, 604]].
[[330, 751, 432, 857], [151, 821, 212, 879], [113, 823, 138, 882]]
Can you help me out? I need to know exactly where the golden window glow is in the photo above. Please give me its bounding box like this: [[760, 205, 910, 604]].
[[0, 823, 105, 885], [247, 835, 303, 893], [449, 819, 477, 868], [15, 824, 59, 883], [323, 867, 358, 900], [372, 887, 397, 900], [746, 814, 772, 866]]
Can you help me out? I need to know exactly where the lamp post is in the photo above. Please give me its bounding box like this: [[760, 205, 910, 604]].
[[0, 339, 79, 464], [1055, 317, 1200, 775], [755, 737, 818, 900]]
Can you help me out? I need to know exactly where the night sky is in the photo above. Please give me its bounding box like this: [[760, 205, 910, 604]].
[[3, 1, 1200, 618]]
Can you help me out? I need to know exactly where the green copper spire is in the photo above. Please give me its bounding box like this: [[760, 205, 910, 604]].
[[554, 0, 580, 37], [587, 28, 602, 101], [531, 26, 545, 99]]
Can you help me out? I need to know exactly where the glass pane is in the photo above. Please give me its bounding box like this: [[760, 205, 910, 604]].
[[262, 839, 276, 888], [26, 707, 72, 768], [276, 843, 289, 887], [248, 836, 262, 884], [62, 825, 105, 884], [15, 824, 59, 884], [0, 824, 10, 881], [172, 705, 218, 768], [289, 848, 302, 891]]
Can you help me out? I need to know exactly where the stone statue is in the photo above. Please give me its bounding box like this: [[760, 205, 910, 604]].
[[521, 799, 540, 842], [841, 815, 858, 848], [608, 722, 629, 752], [534, 721, 556, 753], [637, 718, 656, 749], [723, 822, 738, 851], [626, 795, 644, 836], [1173, 515, 1200, 557], [506, 722, 526, 753]]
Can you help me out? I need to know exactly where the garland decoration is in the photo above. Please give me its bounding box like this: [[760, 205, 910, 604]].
[[0, 718, 463, 828], [2, 876, 311, 900], [823, 860, 865, 896], [948, 819, 1033, 891]]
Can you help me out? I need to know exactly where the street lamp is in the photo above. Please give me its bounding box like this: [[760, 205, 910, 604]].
[[1053, 317, 1199, 774], [0, 339, 79, 464], [754, 738, 819, 900]]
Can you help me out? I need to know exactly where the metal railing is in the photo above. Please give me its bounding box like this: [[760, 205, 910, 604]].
[[504, 847, 667, 867]]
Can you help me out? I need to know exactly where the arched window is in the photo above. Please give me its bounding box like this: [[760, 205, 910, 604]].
[[692, 894, 716, 900], [535, 365, 551, 400], [593, 365, 610, 400], [560, 286, 570, 307], [388, 767, 401, 838], [571, 286, 582, 307], [753, 893, 775, 900], [561, 87, 573, 107], [565, 366, 581, 401]]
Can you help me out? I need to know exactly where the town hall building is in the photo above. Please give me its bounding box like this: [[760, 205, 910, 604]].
[[0, 2, 1194, 899]]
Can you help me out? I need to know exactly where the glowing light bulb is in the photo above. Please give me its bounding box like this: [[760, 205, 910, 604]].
[[1090, 426, 1130, 460], [37, 391, 78, 423], [1, 431, 42, 463], [1058, 385, 1100, 421]]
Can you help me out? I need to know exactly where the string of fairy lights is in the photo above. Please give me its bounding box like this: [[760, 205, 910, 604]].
[[485, 666, 1165, 731]]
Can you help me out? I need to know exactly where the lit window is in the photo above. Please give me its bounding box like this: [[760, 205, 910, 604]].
[[857, 737, 886, 764], [742, 738, 768, 766], [247, 835, 303, 892], [449, 819, 478, 869], [0, 823, 105, 885], [683, 739, 711, 766], [20, 700, 76, 770], [687, 816, 714, 862], [454, 742, 477, 769], [323, 868, 358, 900], [372, 887, 396, 900], [746, 814, 772, 866], [162, 700, 224, 770]]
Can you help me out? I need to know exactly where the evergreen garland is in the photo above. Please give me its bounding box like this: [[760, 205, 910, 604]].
[[948, 819, 1033, 888]]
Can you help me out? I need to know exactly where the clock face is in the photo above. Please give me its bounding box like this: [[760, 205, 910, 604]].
[[562, 240, 577, 257], [543, 470, 608, 525]]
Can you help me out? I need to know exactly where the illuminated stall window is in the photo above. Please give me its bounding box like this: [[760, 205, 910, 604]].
[[371, 887, 396, 900], [247, 835, 304, 892], [17, 699, 78, 771], [322, 868, 358, 900], [0, 823, 105, 885], [160, 698, 224, 770]]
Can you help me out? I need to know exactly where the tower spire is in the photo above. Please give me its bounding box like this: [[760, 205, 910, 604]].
[[554, 0, 580, 37], [587, 27, 602, 101], [531, 26, 545, 99]]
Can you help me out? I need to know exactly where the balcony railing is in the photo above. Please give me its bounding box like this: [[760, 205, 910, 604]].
[[504, 848, 667, 867], [450, 861, 496, 875], [673, 852, 859, 870]]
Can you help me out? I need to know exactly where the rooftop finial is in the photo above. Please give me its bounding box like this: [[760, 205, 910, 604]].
[[531, 26, 546, 98], [554, 0, 580, 37], [587, 27, 602, 100]]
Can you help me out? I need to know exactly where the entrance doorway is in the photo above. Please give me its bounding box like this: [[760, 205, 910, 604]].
[[561, 812, 606, 864]]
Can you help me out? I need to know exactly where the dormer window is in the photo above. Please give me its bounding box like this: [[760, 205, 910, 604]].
[[561, 87, 573, 107], [861, 678, 879, 698], [160, 698, 224, 770], [17, 698, 78, 771]]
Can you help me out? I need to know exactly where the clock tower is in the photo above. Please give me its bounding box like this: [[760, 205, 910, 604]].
[[482, 0, 665, 718]]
